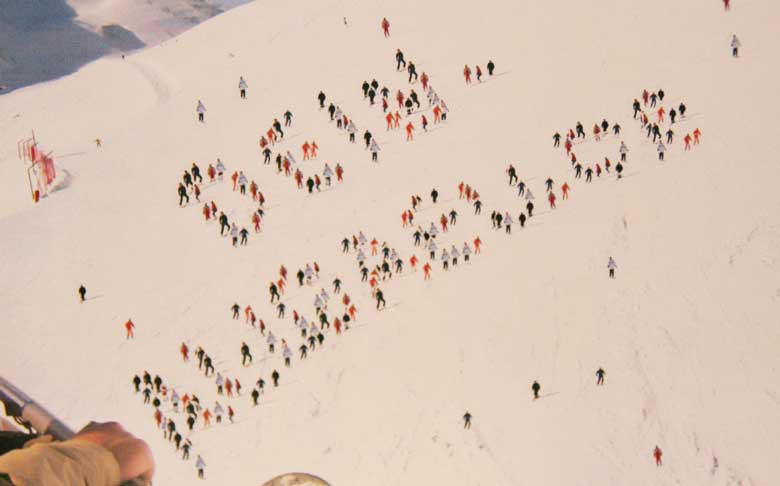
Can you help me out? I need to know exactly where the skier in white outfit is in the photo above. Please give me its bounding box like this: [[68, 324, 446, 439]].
[[656, 141, 666, 161], [619, 141, 629, 161], [504, 212, 514, 234], [450, 246, 460, 266], [230, 223, 239, 247], [369, 139, 381, 162], [320, 288, 330, 302], [462, 243, 472, 262], [215, 373, 224, 394], [213, 402, 224, 423], [358, 231, 368, 245], [428, 240, 438, 259], [356, 249, 366, 266], [216, 159, 226, 179], [347, 121, 357, 143], [314, 294, 324, 312], [196, 455, 206, 478], [441, 248, 450, 270], [267, 332, 277, 352], [607, 257, 617, 278], [323, 164, 334, 185], [440, 99, 449, 120], [238, 77, 248, 98], [731, 34, 741, 57], [196, 100, 206, 122]]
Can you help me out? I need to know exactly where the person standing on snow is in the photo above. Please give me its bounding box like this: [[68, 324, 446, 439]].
[[654, 446, 663, 466], [78, 284, 87, 302], [619, 141, 629, 162], [196, 455, 206, 478], [731, 34, 741, 57], [238, 76, 248, 98], [178, 183, 189, 206], [596, 368, 605, 385], [196, 100, 206, 122], [532, 381, 541, 399], [381, 17, 390, 37], [657, 141, 666, 161], [607, 257, 617, 278], [370, 138, 381, 162], [463, 412, 472, 429]]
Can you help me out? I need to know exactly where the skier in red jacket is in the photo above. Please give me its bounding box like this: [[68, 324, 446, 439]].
[[252, 212, 261, 233], [473, 237, 482, 254], [302, 141, 311, 160], [421, 72, 429, 91], [406, 122, 415, 141], [458, 181, 465, 199], [463, 65, 472, 84], [125, 319, 135, 339], [180, 342, 189, 361], [548, 191, 556, 208], [423, 262, 432, 280], [693, 128, 701, 144], [381, 17, 390, 37], [653, 446, 663, 466], [335, 164, 344, 181], [561, 183, 570, 199], [202, 204, 211, 221], [386, 112, 394, 130]]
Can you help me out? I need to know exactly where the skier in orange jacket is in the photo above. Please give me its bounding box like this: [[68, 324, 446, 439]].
[[410, 255, 418, 270], [302, 141, 311, 160], [423, 262, 432, 280], [203, 409, 212, 427], [693, 128, 701, 144], [473, 237, 482, 254], [386, 112, 394, 130], [402, 211, 409, 227], [393, 111, 401, 128], [421, 72, 429, 91], [458, 181, 464, 199], [463, 65, 472, 84], [406, 122, 415, 141], [311, 141, 319, 158], [561, 183, 570, 199], [348, 304, 357, 320], [433, 105, 442, 123], [653, 446, 663, 466], [231, 172, 238, 191], [125, 319, 135, 339]]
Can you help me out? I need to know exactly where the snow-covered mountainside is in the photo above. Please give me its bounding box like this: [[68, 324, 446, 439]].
[[0, 0, 250, 93], [1, 0, 779, 485]]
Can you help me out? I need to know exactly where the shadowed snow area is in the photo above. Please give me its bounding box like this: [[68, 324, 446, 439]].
[[0, 0, 251, 94]]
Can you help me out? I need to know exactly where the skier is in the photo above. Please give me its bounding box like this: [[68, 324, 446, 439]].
[[238, 76, 248, 98], [318, 91, 326, 108], [196, 455, 206, 479], [180, 342, 189, 361], [396, 49, 406, 70], [124, 319, 135, 339], [284, 110, 293, 126], [608, 257, 617, 278], [241, 342, 252, 365], [487, 59, 495, 75], [657, 141, 666, 161], [272, 370, 280, 387], [370, 138, 381, 161], [178, 183, 189, 207], [553, 132, 561, 147], [693, 128, 702, 144], [196, 100, 206, 122], [463, 65, 472, 84], [561, 183, 570, 199], [731, 34, 741, 57], [431, 188, 439, 203], [77, 284, 87, 302], [406, 122, 414, 141], [666, 128, 674, 144], [619, 141, 628, 162], [381, 17, 390, 37], [596, 368, 605, 385], [532, 381, 541, 399], [654, 446, 663, 466], [463, 412, 472, 429], [375, 288, 386, 309], [548, 191, 556, 209], [475, 65, 482, 82]]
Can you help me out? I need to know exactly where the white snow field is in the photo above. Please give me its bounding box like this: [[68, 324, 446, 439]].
[[1, 0, 779, 485]]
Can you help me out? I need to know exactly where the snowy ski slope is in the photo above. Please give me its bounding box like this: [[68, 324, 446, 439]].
[[1, 0, 779, 484]]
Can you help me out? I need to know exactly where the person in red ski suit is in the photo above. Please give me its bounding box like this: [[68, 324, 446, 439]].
[[125, 319, 135, 339], [421, 72, 429, 91], [335, 164, 344, 181], [406, 122, 415, 141], [252, 212, 261, 232], [295, 169, 304, 189], [561, 183, 570, 199], [463, 65, 472, 84], [684, 133, 692, 150], [423, 262, 432, 280], [657, 107, 665, 123], [433, 105, 442, 123], [410, 255, 418, 270], [181, 342, 189, 361], [402, 212, 409, 227], [693, 128, 701, 144], [381, 17, 390, 37], [473, 237, 482, 254], [302, 141, 311, 160], [386, 112, 394, 130], [548, 191, 556, 208], [458, 182, 464, 199], [654, 446, 663, 466], [393, 111, 401, 128], [311, 141, 318, 158], [203, 204, 211, 221]]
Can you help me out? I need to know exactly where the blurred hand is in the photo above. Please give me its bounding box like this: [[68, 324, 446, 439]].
[[72, 421, 155, 484]]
